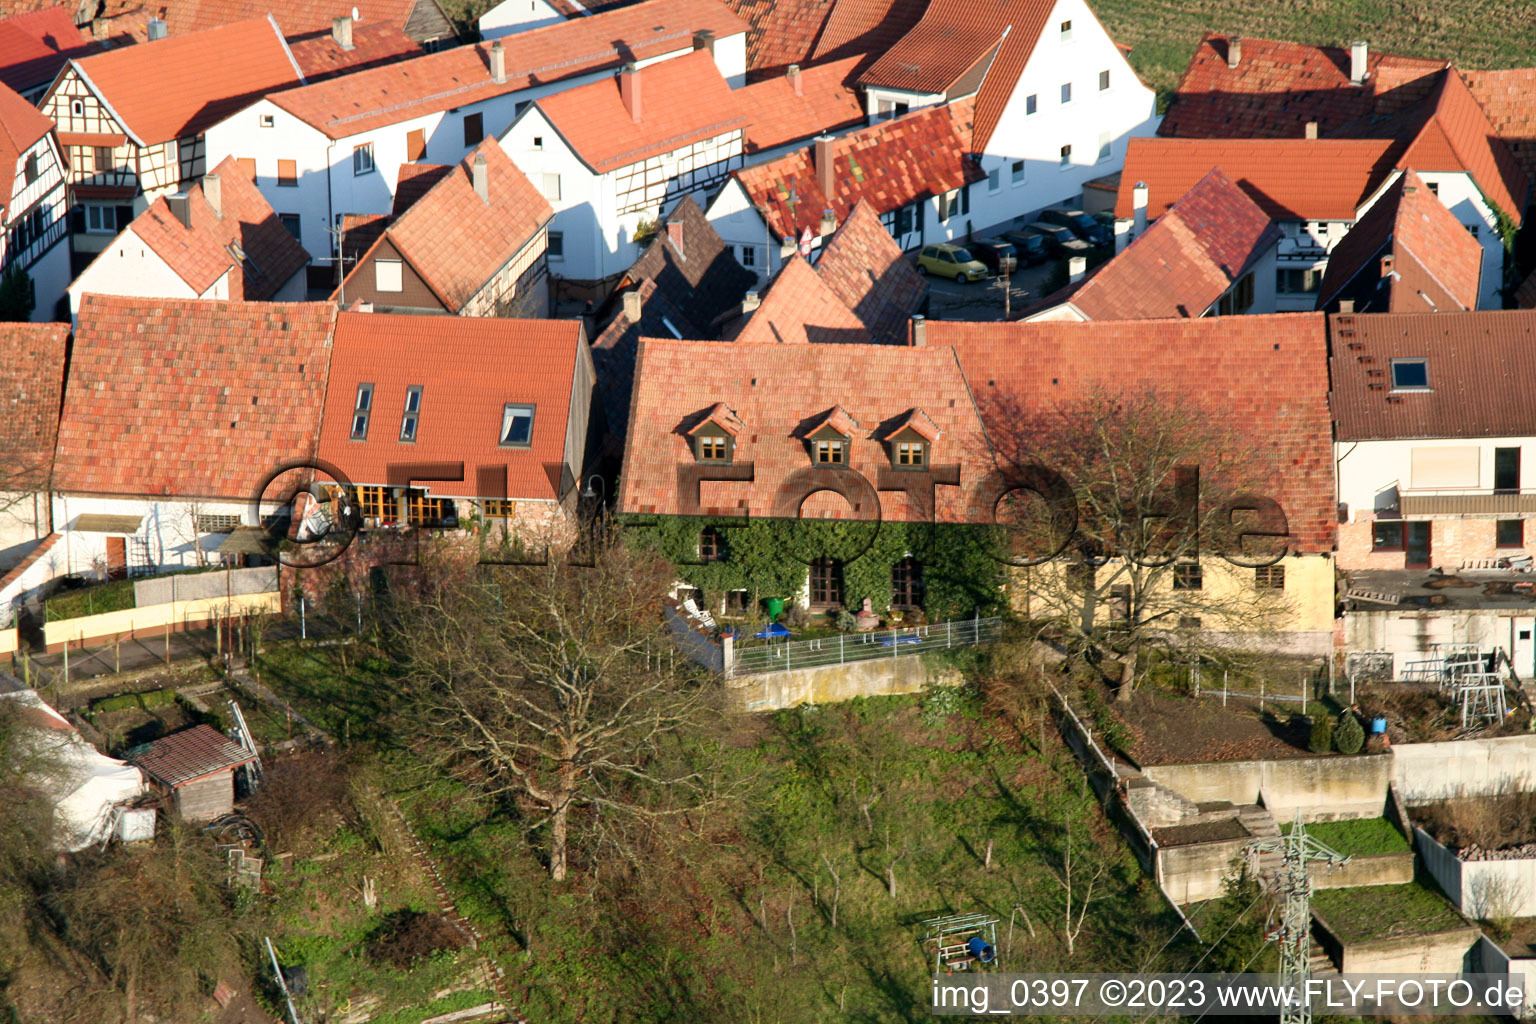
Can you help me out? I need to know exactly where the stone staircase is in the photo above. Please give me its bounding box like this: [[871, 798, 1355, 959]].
[[1309, 938, 1338, 977], [1236, 804, 1284, 883]]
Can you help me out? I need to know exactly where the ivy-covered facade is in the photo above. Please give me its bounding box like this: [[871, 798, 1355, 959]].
[[627, 513, 1005, 621]]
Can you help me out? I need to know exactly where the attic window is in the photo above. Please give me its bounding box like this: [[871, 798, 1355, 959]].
[[1059, 19, 1072, 40], [400, 386, 422, 442], [351, 383, 373, 439], [696, 434, 729, 462], [500, 403, 535, 446], [1390, 358, 1430, 391], [814, 439, 845, 465], [260, 113, 275, 127], [896, 440, 926, 467], [71, 100, 83, 117]]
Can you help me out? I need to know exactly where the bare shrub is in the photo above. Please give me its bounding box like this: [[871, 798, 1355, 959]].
[[1422, 791, 1536, 851], [365, 910, 469, 969], [1468, 871, 1526, 936], [241, 749, 356, 856]]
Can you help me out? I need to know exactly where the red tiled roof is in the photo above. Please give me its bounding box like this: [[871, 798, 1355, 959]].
[[1318, 169, 1483, 313], [318, 313, 583, 500], [728, 255, 869, 345], [341, 138, 550, 311], [536, 51, 746, 173], [1070, 168, 1278, 320], [1464, 68, 1536, 188], [56, 296, 335, 499], [720, 0, 835, 75], [392, 161, 452, 215], [112, 154, 309, 299], [69, 16, 302, 144], [152, 0, 425, 38], [0, 322, 70, 493], [618, 338, 992, 523], [1391, 70, 1528, 225], [810, 0, 927, 64], [0, 6, 94, 94], [1329, 310, 1536, 441], [268, 0, 747, 139], [739, 55, 866, 155], [129, 724, 255, 787], [282, 20, 420, 82], [857, 0, 1016, 95], [812, 199, 926, 343], [1115, 137, 1399, 221], [340, 211, 390, 263], [0, 82, 58, 214], [1160, 33, 1447, 140], [932, 314, 1336, 554], [735, 102, 983, 239]]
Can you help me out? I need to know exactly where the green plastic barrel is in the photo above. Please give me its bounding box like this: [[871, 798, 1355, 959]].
[[765, 598, 786, 620]]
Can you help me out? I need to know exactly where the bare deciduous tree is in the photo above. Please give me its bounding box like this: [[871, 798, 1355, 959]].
[[394, 539, 725, 881], [1053, 817, 1108, 958], [982, 387, 1291, 701]]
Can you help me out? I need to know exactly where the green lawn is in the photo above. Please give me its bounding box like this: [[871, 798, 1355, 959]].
[[1312, 883, 1468, 943], [1094, 0, 1536, 96], [1282, 817, 1412, 857]]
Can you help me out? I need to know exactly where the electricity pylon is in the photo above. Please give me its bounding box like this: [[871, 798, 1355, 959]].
[[1244, 812, 1350, 1024]]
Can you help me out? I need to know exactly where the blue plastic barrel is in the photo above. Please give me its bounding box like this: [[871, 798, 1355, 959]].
[[1371, 715, 1387, 735], [966, 936, 995, 963]]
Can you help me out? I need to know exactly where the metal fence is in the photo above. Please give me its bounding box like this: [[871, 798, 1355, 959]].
[[725, 616, 1002, 678]]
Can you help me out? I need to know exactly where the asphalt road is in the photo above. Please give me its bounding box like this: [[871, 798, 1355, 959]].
[[921, 255, 1067, 321]]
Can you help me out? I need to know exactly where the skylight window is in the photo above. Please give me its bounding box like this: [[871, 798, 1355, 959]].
[[1390, 358, 1430, 391], [500, 403, 535, 446], [351, 383, 373, 439], [400, 386, 422, 442]]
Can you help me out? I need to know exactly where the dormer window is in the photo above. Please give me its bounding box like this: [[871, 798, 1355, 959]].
[[878, 409, 941, 471], [500, 403, 534, 446], [400, 385, 422, 442], [814, 438, 845, 465], [896, 440, 926, 467], [696, 433, 730, 462], [686, 403, 743, 463], [350, 383, 373, 439], [1390, 358, 1430, 391]]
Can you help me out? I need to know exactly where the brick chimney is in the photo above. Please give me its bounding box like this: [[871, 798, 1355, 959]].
[[1338, 299, 1355, 313], [202, 173, 222, 218], [1226, 35, 1241, 68], [167, 193, 191, 228], [1068, 255, 1087, 283], [1350, 40, 1368, 84], [813, 134, 835, 202], [1305, 120, 1319, 139], [693, 29, 715, 54], [742, 291, 761, 314], [623, 288, 642, 321], [666, 220, 683, 247], [472, 153, 488, 203], [147, 17, 167, 39], [332, 15, 354, 50], [620, 63, 642, 122], [1381, 254, 1395, 277], [1132, 180, 1148, 236], [788, 63, 802, 96], [910, 313, 926, 346], [490, 40, 506, 84]]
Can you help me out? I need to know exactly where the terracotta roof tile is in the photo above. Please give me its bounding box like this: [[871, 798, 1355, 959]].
[[931, 314, 1336, 554], [70, 16, 302, 144], [1464, 68, 1536, 187], [1318, 169, 1483, 313], [318, 313, 582, 499], [341, 137, 551, 310], [0, 82, 58, 212], [107, 154, 309, 299], [618, 338, 992, 522], [0, 5, 94, 95], [1115, 137, 1399, 221], [282, 20, 421, 82], [1070, 168, 1278, 320], [739, 55, 866, 155], [535, 51, 746, 173], [392, 162, 452, 215], [729, 255, 869, 345], [1160, 33, 1446, 140], [812, 199, 926, 343], [1392, 70, 1528, 225], [735, 102, 983, 239], [720, 0, 836, 76], [340, 212, 390, 263], [269, 0, 746, 139], [56, 296, 335, 499], [97, 0, 437, 40], [810, 0, 927, 64], [0, 321, 69, 493], [1329, 309, 1536, 441], [129, 725, 255, 787]]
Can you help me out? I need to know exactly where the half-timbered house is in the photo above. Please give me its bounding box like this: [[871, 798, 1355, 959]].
[[501, 51, 751, 284], [0, 83, 71, 320], [39, 16, 305, 272]]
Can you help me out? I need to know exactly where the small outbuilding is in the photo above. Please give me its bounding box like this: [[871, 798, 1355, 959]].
[[128, 725, 256, 822]]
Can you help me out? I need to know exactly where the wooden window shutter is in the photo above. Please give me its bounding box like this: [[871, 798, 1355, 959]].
[[277, 159, 297, 186], [237, 157, 256, 181], [407, 128, 426, 162]]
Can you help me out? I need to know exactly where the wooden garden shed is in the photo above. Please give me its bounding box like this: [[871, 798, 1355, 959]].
[[128, 725, 256, 822]]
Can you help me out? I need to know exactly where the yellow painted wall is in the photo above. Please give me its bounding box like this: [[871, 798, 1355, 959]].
[[0, 628, 16, 656], [43, 591, 281, 649]]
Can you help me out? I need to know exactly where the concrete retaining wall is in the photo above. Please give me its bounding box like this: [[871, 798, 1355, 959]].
[[134, 566, 277, 607], [1337, 926, 1481, 973], [1394, 736, 1536, 803], [1417, 827, 1536, 918], [1156, 837, 1248, 904], [1309, 852, 1415, 889], [725, 656, 960, 711], [1141, 755, 1392, 821], [1474, 937, 1536, 1017]]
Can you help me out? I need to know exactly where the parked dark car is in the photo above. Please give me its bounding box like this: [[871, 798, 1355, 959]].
[[1000, 229, 1050, 266], [1025, 221, 1092, 254], [1037, 207, 1112, 247], [967, 237, 1018, 275]]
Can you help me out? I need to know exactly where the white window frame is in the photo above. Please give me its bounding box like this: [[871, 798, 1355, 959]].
[[541, 173, 561, 200], [987, 167, 1000, 193], [1097, 132, 1112, 164], [1059, 143, 1072, 168], [1011, 159, 1026, 186], [351, 383, 374, 440], [375, 258, 403, 292], [499, 403, 536, 447], [353, 142, 375, 176], [400, 385, 422, 442], [547, 231, 563, 260], [1059, 19, 1073, 41]]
